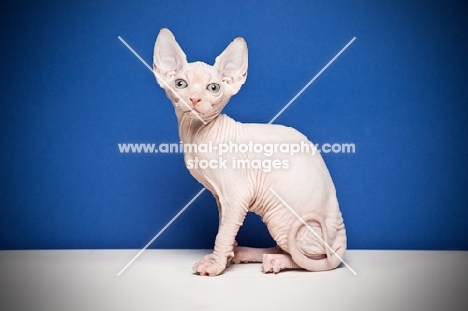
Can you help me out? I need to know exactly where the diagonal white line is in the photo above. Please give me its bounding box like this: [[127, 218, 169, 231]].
[[268, 37, 356, 124], [117, 188, 206, 276], [118, 36, 207, 125], [117, 35, 356, 276], [268, 188, 357, 275], [118, 36, 154, 72]]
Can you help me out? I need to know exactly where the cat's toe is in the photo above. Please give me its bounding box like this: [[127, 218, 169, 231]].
[[262, 254, 285, 274]]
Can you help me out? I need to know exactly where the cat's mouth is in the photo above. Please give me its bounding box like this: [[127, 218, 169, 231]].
[[181, 107, 220, 123], [180, 103, 213, 115], [183, 108, 203, 115]]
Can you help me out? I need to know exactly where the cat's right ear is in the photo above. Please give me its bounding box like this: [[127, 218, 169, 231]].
[[153, 28, 188, 89], [214, 37, 248, 96]]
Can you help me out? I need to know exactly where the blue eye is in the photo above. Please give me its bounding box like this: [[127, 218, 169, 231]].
[[175, 79, 188, 89], [207, 83, 220, 93]]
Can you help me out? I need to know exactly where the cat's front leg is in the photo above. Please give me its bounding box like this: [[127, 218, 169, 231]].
[[193, 205, 247, 276]]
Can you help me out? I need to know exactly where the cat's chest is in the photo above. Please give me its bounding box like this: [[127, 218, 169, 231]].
[[180, 130, 225, 183]]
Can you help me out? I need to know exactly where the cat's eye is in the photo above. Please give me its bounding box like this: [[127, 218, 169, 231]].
[[175, 79, 188, 89], [207, 83, 220, 93]]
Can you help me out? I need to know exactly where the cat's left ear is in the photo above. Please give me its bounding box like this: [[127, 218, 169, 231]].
[[214, 37, 248, 96]]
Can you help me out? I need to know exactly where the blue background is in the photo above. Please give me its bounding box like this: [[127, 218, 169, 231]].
[[1, 0, 467, 250]]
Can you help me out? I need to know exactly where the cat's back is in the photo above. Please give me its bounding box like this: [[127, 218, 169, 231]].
[[239, 121, 311, 145]]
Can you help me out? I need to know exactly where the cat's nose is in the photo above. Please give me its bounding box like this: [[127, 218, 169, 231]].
[[189, 97, 201, 107]]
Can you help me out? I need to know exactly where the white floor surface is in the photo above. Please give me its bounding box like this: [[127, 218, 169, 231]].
[[0, 249, 467, 310]]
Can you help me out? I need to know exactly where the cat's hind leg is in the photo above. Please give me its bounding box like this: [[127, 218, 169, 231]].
[[232, 246, 280, 264]]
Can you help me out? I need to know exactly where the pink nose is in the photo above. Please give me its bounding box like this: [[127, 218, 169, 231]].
[[189, 97, 201, 107]]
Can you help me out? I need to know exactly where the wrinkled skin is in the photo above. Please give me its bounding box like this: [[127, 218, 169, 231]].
[[153, 28, 347, 276]]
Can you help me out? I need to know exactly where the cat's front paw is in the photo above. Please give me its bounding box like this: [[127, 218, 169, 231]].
[[192, 253, 227, 276]]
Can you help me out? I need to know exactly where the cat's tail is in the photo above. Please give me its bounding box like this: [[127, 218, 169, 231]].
[[287, 212, 346, 272]]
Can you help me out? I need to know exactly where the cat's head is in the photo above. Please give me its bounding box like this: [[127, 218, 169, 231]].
[[153, 28, 247, 123]]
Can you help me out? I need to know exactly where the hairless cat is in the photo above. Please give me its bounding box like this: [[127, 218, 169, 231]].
[[153, 28, 347, 276]]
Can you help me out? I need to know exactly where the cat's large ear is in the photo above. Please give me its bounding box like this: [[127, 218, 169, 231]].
[[153, 28, 188, 89], [214, 37, 248, 96]]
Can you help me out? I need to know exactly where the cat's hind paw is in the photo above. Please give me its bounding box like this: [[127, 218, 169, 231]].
[[262, 254, 300, 274]]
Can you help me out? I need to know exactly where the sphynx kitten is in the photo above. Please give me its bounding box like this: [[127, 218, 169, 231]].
[[153, 28, 346, 276]]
